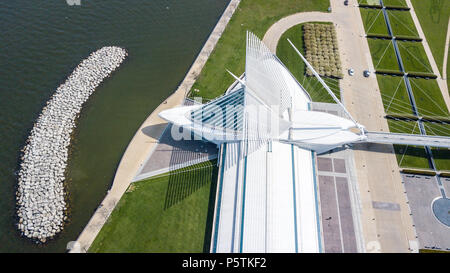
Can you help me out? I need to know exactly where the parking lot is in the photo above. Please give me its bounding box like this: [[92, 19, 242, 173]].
[[402, 174, 450, 251]]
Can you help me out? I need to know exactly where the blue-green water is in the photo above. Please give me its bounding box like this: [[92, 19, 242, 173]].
[[0, 0, 229, 252]]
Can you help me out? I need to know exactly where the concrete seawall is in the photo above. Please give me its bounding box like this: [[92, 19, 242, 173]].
[[70, 0, 241, 252]]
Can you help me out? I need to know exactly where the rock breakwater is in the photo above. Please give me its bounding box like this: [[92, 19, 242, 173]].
[[16, 46, 127, 242]]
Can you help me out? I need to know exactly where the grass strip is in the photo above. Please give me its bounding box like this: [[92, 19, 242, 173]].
[[89, 160, 218, 252], [189, 0, 330, 100]]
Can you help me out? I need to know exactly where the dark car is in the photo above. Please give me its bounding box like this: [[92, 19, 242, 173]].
[[344, 0, 348, 6]]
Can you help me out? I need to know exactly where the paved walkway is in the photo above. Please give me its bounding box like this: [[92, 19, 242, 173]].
[[263, 12, 333, 52], [264, 0, 417, 252], [70, 0, 241, 253], [406, 0, 450, 112], [443, 18, 450, 81]]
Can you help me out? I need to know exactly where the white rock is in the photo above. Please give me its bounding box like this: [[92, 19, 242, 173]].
[[17, 46, 127, 242]]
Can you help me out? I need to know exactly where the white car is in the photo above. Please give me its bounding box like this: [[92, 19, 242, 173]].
[[348, 68, 354, 76]]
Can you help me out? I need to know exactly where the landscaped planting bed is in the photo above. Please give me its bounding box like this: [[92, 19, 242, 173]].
[[303, 23, 342, 78], [277, 23, 341, 103]]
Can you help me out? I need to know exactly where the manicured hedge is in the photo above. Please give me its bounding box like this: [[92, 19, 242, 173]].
[[375, 69, 404, 76], [406, 72, 437, 79], [384, 5, 410, 11], [303, 23, 342, 78], [359, 4, 382, 9], [401, 168, 437, 176], [385, 113, 418, 121], [421, 116, 450, 123], [395, 35, 422, 42], [366, 34, 392, 39]]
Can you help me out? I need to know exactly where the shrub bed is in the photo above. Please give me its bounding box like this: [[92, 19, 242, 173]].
[[303, 23, 342, 78], [406, 72, 437, 79], [366, 34, 393, 39], [375, 69, 404, 76]]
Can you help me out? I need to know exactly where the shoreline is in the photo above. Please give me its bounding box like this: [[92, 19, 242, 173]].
[[70, 0, 241, 253]]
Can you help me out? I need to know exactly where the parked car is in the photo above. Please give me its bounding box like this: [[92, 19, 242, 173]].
[[344, 0, 349, 6], [348, 68, 355, 76], [363, 70, 371, 77]]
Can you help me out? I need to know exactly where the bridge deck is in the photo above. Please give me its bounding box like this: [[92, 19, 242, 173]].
[[366, 132, 450, 148]]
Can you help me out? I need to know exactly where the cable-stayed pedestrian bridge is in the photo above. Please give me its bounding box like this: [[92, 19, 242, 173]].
[[365, 132, 450, 148]]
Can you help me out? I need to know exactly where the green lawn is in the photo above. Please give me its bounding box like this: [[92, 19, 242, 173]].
[[387, 119, 450, 170], [383, 0, 407, 7], [358, 0, 380, 5], [387, 119, 430, 169], [189, 0, 330, 100], [360, 8, 389, 35], [397, 41, 432, 73], [424, 122, 450, 171], [411, 0, 450, 76], [276, 23, 340, 103], [367, 38, 400, 70], [89, 160, 218, 252], [409, 78, 449, 117], [387, 10, 419, 37], [376, 75, 412, 114]]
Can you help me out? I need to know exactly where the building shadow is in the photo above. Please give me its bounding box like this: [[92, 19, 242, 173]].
[[351, 142, 450, 160], [141, 123, 168, 139], [163, 162, 214, 210], [203, 164, 219, 253], [352, 142, 398, 154]]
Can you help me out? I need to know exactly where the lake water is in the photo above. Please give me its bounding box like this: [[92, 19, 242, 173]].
[[0, 0, 229, 252]]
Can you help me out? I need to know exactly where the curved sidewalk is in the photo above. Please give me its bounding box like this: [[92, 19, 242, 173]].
[[263, 12, 332, 52], [443, 18, 450, 82]]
